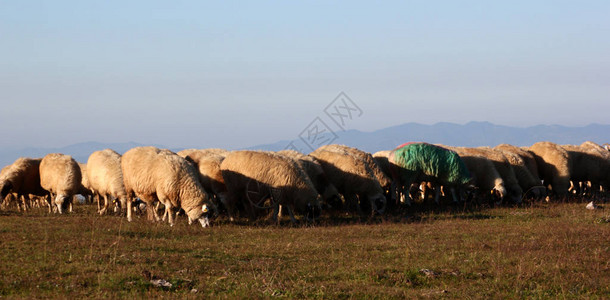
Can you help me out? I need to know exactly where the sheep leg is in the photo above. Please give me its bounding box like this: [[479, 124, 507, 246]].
[[96, 193, 102, 213], [286, 204, 297, 224], [46, 194, 53, 213], [450, 187, 459, 203], [276, 203, 283, 223], [150, 200, 162, 222], [433, 185, 441, 204], [401, 184, 412, 206], [223, 190, 238, 222], [420, 183, 427, 201], [160, 202, 168, 222], [99, 195, 109, 215], [369, 197, 377, 217], [126, 198, 133, 222], [165, 202, 175, 226], [272, 203, 281, 225], [20, 195, 28, 212]]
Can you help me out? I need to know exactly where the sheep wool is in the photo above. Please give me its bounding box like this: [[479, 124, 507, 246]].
[[39, 153, 82, 214]]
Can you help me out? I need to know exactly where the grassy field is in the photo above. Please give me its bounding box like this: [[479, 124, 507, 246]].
[[0, 202, 608, 299]]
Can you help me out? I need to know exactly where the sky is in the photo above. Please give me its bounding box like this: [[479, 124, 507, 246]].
[[1, 1, 608, 150]]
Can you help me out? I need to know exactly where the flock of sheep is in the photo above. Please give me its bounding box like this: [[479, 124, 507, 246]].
[[1, 141, 609, 227]]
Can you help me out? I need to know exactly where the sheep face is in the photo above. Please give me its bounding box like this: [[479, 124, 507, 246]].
[[321, 185, 341, 208], [492, 183, 506, 203], [198, 204, 211, 228], [187, 203, 214, 228], [368, 192, 387, 214], [295, 191, 322, 220], [54, 194, 70, 214], [305, 201, 322, 221]]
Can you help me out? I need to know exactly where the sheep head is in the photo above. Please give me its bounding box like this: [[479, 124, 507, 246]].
[[0, 181, 13, 201], [368, 192, 387, 214]]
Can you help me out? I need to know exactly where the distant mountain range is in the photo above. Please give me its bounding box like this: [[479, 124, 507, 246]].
[[247, 121, 610, 153], [1, 122, 609, 167]]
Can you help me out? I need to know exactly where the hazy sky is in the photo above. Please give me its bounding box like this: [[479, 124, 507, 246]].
[[1, 1, 608, 150]]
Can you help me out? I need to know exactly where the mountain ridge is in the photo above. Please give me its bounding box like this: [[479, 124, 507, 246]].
[[1, 122, 609, 166]]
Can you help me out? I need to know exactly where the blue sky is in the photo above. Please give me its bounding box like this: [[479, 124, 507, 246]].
[[1, 1, 608, 149]]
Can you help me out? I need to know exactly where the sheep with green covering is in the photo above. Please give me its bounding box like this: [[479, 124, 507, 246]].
[[389, 143, 471, 205]]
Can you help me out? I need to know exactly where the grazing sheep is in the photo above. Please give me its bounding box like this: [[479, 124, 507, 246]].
[[579, 141, 610, 192], [389, 143, 472, 205], [176, 149, 229, 209], [310, 149, 386, 215], [87, 149, 128, 216], [447, 148, 506, 204], [373, 150, 406, 207], [494, 144, 541, 180], [122, 146, 166, 222], [494, 149, 544, 199], [317, 145, 392, 193], [452, 147, 522, 204], [528, 142, 572, 198], [561, 144, 609, 197], [0, 158, 47, 211], [122, 146, 215, 227], [221, 150, 321, 223], [153, 151, 215, 227], [39, 153, 82, 214], [276, 150, 341, 208]]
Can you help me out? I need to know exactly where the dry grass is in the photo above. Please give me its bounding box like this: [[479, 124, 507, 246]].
[[0, 202, 608, 298]]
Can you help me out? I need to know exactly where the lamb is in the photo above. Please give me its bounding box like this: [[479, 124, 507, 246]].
[[276, 149, 341, 208], [176, 149, 229, 210], [39, 153, 82, 214], [389, 143, 472, 205], [220, 150, 321, 223], [309, 149, 386, 215], [528, 142, 572, 198], [121, 146, 215, 227], [0, 158, 47, 211], [447, 147, 506, 204], [87, 149, 128, 216]]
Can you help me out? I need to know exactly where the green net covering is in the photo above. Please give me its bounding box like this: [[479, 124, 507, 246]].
[[393, 143, 471, 185]]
